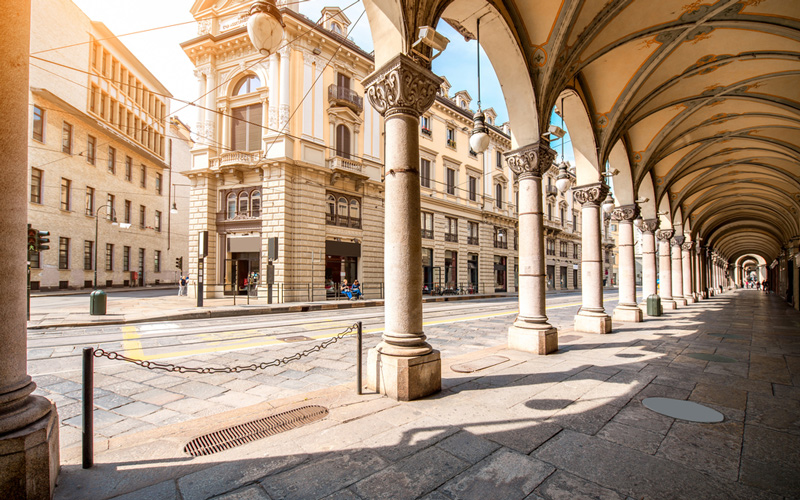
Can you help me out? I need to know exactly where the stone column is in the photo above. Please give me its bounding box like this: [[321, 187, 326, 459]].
[[194, 69, 207, 142], [505, 142, 558, 353], [363, 54, 442, 400], [573, 183, 612, 333], [793, 254, 799, 311], [682, 241, 695, 303], [637, 219, 659, 313], [268, 53, 279, 129], [0, 2, 60, 497], [204, 69, 217, 147], [612, 205, 642, 322], [671, 236, 687, 306], [693, 243, 703, 299], [699, 246, 708, 298], [657, 230, 677, 309], [279, 46, 290, 130]]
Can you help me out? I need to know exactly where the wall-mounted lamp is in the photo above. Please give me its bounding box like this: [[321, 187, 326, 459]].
[[411, 26, 450, 62], [635, 197, 650, 204]]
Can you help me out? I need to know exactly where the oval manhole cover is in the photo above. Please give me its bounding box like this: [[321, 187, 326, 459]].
[[642, 398, 723, 423], [184, 405, 328, 457], [686, 353, 737, 363]]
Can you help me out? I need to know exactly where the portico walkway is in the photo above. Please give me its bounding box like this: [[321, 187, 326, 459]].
[[54, 290, 800, 499]]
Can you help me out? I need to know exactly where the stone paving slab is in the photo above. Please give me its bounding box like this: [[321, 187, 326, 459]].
[[46, 291, 800, 500]]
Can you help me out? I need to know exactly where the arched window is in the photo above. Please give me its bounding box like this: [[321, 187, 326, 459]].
[[495, 184, 503, 208], [349, 199, 360, 227], [238, 192, 249, 215], [337, 197, 348, 220], [327, 194, 336, 216], [233, 75, 261, 96], [227, 193, 236, 219], [331, 22, 342, 35], [251, 191, 261, 217], [335, 124, 351, 159]]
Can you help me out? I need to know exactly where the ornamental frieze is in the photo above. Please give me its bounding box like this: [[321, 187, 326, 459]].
[[610, 204, 640, 221], [572, 182, 609, 207], [504, 142, 556, 178], [363, 54, 442, 118]]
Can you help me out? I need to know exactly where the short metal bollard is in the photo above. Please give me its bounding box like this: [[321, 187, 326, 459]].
[[356, 321, 363, 395], [82, 347, 94, 469]]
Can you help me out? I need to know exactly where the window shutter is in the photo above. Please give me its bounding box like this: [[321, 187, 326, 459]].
[[247, 103, 262, 151], [232, 107, 247, 151]]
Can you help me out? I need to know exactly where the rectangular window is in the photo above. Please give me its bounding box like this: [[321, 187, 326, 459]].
[[125, 156, 132, 181], [108, 147, 116, 174], [30, 168, 42, 204], [420, 159, 431, 188], [138, 248, 145, 273], [446, 127, 456, 148], [574, 244, 580, 259], [87, 135, 96, 165], [420, 115, 431, 136], [123, 246, 130, 272], [85, 186, 94, 216], [231, 103, 263, 151], [124, 200, 131, 224], [84, 240, 94, 270], [573, 212, 578, 230], [468, 221, 479, 245], [496, 150, 503, 169], [139, 205, 146, 228], [62, 122, 72, 154], [154, 250, 161, 273], [560, 241, 568, 257], [89, 86, 97, 113], [421, 211, 434, 239], [446, 168, 456, 195], [107, 194, 115, 219], [155, 172, 162, 194], [59, 237, 70, 269], [468, 176, 477, 202], [155, 211, 162, 232], [60, 178, 71, 211], [32, 105, 45, 142], [140, 164, 146, 188], [105, 243, 113, 271], [445, 217, 458, 242]]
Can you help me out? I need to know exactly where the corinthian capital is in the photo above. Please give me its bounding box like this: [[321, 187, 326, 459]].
[[681, 241, 694, 251], [611, 204, 640, 222], [504, 141, 556, 179], [573, 182, 610, 207], [636, 218, 659, 234], [671, 235, 685, 247], [363, 54, 442, 118], [656, 229, 674, 241]]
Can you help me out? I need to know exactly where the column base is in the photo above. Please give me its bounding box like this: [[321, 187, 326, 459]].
[[508, 324, 558, 355], [674, 297, 688, 307], [685, 295, 697, 304], [574, 311, 612, 334], [0, 398, 59, 500], [367, 349, 441, 401], [612, 305, 643, 323], [709, 289, 715, 296], [661, 299, 677, 310]]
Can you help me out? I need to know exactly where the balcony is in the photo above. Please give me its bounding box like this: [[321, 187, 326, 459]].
[[328, 84, 363, 114], [444, 233, 458, 243], [421, 127, 432, 137], [421, 229, 433, 239], [467, 236, 479, 245], [327, 155, 363, 174], [545, 185, 558, 197], [447, 139, 457, 149], [210, 151, 262, 169], [326, 213, 362, 229], [494, 240, 508, 249]]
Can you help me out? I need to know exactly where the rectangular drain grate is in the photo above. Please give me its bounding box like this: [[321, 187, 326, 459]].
[[184, 405, 328, 457]]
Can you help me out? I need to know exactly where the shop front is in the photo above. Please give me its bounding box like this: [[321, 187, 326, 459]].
[[325, 240, 360, 298]]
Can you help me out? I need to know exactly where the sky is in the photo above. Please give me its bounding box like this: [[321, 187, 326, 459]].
[[68, 0, 572, 163]]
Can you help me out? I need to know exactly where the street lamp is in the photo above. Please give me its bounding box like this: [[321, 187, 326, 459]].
[[247, 0, 285, 56]]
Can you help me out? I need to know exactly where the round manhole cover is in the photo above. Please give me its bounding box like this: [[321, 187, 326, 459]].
[[687, 352, 737, 363], [642, 398, 723, 423]]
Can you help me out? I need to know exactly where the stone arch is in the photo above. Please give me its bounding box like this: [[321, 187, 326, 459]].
[[608, 140, 634, 205], [637, 172, 657, 221], [559, 89, 601, 185]]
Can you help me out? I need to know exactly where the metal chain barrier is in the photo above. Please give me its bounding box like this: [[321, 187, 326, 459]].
[[92, 322, 361, 374]]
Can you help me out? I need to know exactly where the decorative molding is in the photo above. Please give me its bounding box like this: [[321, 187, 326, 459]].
[[656, 229, 675, 241], [573, 182, 610, 207], [504, 142, 557, 179], [611, 204, 640, 221], [682, 242, 694, 251], [636, 218, 659, 234], [363, 54, 442, 118], [671, 235, 685, 247]]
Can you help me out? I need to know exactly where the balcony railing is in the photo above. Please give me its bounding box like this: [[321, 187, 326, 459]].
[[421, 127, 432, 137], [447, 139, 457, 148], [326, 213, 361, 229], [327, 155, 363, 173], [421, 229, 433, 239], [545, 185, 558, 197], [494, 240, 508, 249], [444, 233, 458, 242], [467, 236, 479, 245], [210, 151, 262, 169], [217, 210, 262, 223], [328, 84, 363, 114]]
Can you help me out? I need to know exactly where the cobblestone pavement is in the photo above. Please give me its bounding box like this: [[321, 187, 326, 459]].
[[50, 289, 800, 500], [32, 296, 602, 451]]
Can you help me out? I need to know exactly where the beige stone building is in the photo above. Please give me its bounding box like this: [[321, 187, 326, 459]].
[[27, 0, 188, 291], [181, 2, 591, 301]]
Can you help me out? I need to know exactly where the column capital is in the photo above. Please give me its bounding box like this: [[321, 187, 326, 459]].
[[504, 141, 557, 179], [671, 235, 685, 247], [610, 204, 640, 221], [681, 241, 694, 251], [656, 229, 674, 241], [636, 218, 659, 234], [363, 53, 443, 118], [573, 182, 610, 207]]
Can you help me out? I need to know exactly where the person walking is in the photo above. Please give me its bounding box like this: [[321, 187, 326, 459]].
[[178, 275, 187, 296]]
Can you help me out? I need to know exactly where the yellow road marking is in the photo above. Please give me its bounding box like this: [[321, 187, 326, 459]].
[[122, 325, 144, 359], [133, 295, 619, 361]]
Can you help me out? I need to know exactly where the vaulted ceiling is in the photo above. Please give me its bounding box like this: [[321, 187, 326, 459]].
[[372, 0, 800, 263]]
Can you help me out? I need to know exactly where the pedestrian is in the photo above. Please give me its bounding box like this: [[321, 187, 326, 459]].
[[178, 275, 187, 296], [341, 279, 353, 300], [351, 279, 362, 300]]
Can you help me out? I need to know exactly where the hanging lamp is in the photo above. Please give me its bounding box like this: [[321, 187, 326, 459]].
[[247, 0, 285, 56], [555, 97, 571, 193], [469, 17, 490, 154]]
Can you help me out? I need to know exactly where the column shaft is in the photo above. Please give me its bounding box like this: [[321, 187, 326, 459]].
[[671, 239, 686, 306], [574, 184, 612, 333], [657, 230, 677, 309], [612, 207, 641, 322], [682, 244, 694, 302]]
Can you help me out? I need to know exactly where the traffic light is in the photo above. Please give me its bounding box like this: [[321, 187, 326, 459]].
[[176, 256, 183, 270], [27, 224, 37, 253], [36, 230, 50, 251]]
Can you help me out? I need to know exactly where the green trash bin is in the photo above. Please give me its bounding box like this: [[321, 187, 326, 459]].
[[90, 289, 107, 315], [646, 294, 662, 317]]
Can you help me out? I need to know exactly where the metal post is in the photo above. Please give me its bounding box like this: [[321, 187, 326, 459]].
[[356, 321, 362, 395], [197, 257, 204, 307], [27, 262, 30, 321], [82, 347, 94, 469]]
